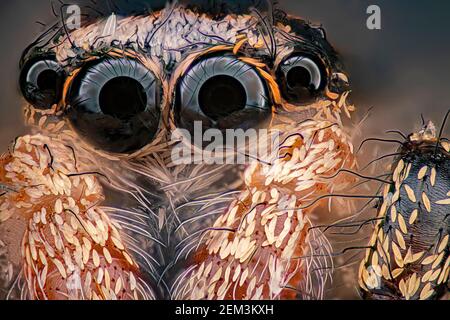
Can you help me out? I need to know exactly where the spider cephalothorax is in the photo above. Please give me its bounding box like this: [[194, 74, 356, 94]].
[[1, 2, 359, 300]]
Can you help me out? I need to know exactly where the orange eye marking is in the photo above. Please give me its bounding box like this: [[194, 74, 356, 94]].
[[60, 67, 82, 110], [325, 88, 339, 100], [256, 67, 282, 105], [233, 37, 248, 55], [238, 57, 267, 68]]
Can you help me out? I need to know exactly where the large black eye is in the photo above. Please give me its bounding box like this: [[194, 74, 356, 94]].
[[175, 54, 271, 133], [19, 55, 66, 109], [66, 58, 161, 154], [276, 55, 325, 104]]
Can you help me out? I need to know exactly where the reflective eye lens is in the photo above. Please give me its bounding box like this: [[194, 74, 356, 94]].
[[175, 54, 271, 132], [99, 76, 147, 119], [20, 55, 65, 109], [66, 58, 161, 154], [277, 55, 325, 103], [198, 74, 247, 121]]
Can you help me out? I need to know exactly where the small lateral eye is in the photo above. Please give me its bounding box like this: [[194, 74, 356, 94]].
[[175, 54, 271, 133], [19, 55, 66, 109], [66, 57, 161, 154], [276, 55, 325, 104]]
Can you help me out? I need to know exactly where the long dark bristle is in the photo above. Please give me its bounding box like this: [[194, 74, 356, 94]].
[[434, 109, 450, 156]]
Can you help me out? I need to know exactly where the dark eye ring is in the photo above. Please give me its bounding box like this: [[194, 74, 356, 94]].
[[66, 57, 162, 154], [19, 54, 66, 109]]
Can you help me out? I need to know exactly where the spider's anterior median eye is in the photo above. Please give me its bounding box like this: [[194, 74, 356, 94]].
[[19, 55, 66, 109], [198, 74, 247, 121], [66, 58, 161, 154], [277, 55, 325, 104], [175, 55, 271, 132]]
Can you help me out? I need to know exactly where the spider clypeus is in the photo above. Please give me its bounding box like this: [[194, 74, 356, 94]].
[[0, 2, 447, 301]]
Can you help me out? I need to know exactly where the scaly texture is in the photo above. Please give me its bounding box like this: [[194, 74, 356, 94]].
[[176, 103, 357, 300], [5, 3, 355, 300], [359, 123, 450, 300], [0, 135, 154, 300]]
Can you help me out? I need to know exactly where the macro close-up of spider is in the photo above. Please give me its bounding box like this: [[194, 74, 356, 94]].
[[0, 0, 448, 304]]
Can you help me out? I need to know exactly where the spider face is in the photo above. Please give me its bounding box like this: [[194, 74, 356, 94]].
[[19, 6, 349, 154], [1, 4, 358, 300]]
